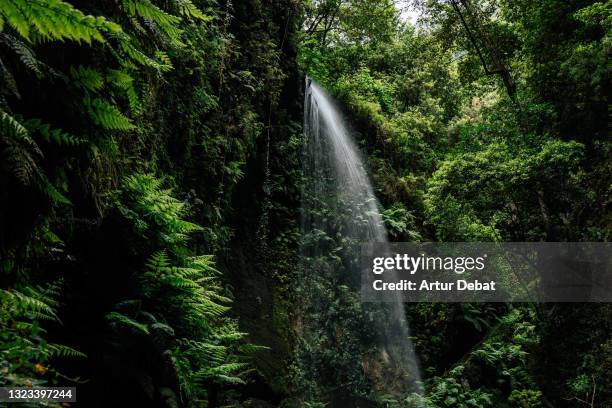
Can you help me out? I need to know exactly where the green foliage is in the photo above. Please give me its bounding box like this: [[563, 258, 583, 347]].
[[115, 173, 202, 253], [0, 282, 84, 387], [0, 32, 47, 80], [0, 0, 121, 43], [120, 0, 183, 46], [0, 0, 609, 406], [0, 110, 72, 204], [299, 0, 610, 405], [419, 307, 540, 407], [0, 110, 41, 185], [426, 366, 493, 408], [24, 118, 84, 147], [0, 0, 207, 225], [85, 97, 136, 131], [141, 251, 231, 322], [381, 203, 422, 241], [508, 389, 543, 408], [424, 137, 585, 241], [1, 0, 295, 405], [108, 173, 256, 403]]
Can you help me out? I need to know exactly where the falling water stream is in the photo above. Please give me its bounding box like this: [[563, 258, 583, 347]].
[[300, 78, 423, 405]]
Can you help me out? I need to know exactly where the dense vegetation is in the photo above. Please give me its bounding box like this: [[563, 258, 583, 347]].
[[299, 1, 611, 407], [0, 0, 610, 407]]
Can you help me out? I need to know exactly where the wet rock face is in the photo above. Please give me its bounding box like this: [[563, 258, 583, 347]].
[[150, 323, 176, 350], [159, 387, 179, 408]]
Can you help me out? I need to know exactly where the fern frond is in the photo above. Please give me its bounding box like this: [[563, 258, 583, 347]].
[[48, 343, 86, 358], [22, 285, 59, 309], [0, 110, 41, 184], [179, 339, 228, 365], [188, 254, 220, 274], [0, 58, 20, 97], [1, 288, 58, 321], [214, 331, 248, 343], [194, 298, 231, 317], [24, 118, 85, 146], [2, 138, 39, 184], [0, 112, 73, 202], [194, 363, 249, 384], [154, 50, 172, 67], [13, 320, 36, 332], [145, 250, 171, 271], [107, 69, 141, 112], [0, 1, 30, 39], [86, 97, 136, 130], [34, 173, 71, 205], [107, 311, 150, 335], [41, 279, 63, 299], [209, 291, 233, 305], [160, 275, 201, 290], [121, 0, 183, 46], [112, 34, 173, 71], [0, 33, 46, 77], [173, 0, 210, 21], [168, 266, 199, 279], [69, 65, 104, 91], [238, 343, 271, 354], [1, 110, 34, 145], [0, 0, 122, 43]]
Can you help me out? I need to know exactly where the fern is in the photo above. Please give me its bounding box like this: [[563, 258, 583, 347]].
[[1, 112, 71, 205], [0, 0, 121, 43], [0, 1, 146, 212], [0, 110, 41, 185], [69, 65, 104, 91], [86, 97, 136, 130], [1, 111, 73, 207], [154, 50, 173, 68], [48, 343, 87, 358], [1, 288, 57, 321], [24, 118, 84, 146], [107, 311, 150, 335], [173, 0, 211, 22], [194, 362, 249, 385], [0, 57, 20, 97], [121, 0, 183, 46], [117, 174, 202, 249], [144, 252, 250, 387], [112, 33, 173, 71], [110, 174, 258, 401], [179, 339, 228, 365], [238, 343, 270, 355], [0, 281, 85, 388], [141, 251, 232, 319], [0, 32, 47, 77], [107, 69, 141, 112], [34, 174, 72, 205]]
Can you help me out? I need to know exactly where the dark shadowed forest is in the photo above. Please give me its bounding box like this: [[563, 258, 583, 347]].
[[0, 0, 610, 407]]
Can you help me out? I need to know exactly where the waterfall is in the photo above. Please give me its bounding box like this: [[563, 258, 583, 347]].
[[299, 78, 423, 405]]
